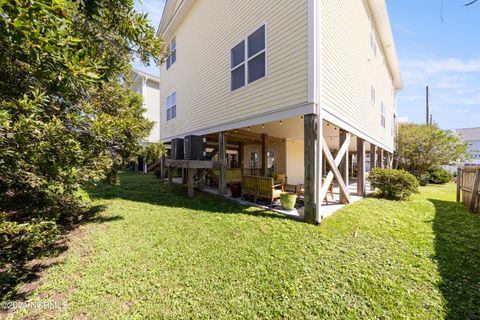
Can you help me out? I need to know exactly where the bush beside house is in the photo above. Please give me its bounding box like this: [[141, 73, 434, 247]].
[[369, 168, 419, 200], [428, 168, 452, 184]]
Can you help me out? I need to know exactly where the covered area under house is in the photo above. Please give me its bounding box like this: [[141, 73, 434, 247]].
[[162, 114, 394, 224]]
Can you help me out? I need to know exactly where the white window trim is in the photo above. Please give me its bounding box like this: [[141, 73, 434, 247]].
[[166, 37, 176, 70], [230, 23, 267, 92], [166, 91, 176, 121]]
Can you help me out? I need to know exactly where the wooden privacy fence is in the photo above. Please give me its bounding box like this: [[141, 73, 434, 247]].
[[457, 166, 480, 213]]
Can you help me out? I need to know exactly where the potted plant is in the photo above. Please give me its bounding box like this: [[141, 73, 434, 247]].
[[280, 192, 297, 210]]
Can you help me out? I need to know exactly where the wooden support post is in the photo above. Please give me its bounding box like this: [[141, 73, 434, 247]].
[[469, 169, 480, 213], [262, 134, 268, 176], [181, 169, 187, 185], [378, 149, 384, 168], [350, 153, 355, 178], [339, 131, 350, 204], [238, 142, 244, 169], [357, 138, 366, 196], [388, 153, 394, 168], [168, 165, 173, 190], [370, 144, 377, 171], [457, 167, 462, 203], [219, 132, 227, 196], [160, 155, 166, 180], [304, 114, 317, 225], [370, 144, 377, 191], [187, 168, 195, 198]]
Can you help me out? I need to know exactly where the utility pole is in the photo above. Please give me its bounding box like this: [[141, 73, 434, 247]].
[[426, 85, 430, 125]]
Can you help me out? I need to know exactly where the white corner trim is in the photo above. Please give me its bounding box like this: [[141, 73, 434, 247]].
[[307, 0, 316, 104]]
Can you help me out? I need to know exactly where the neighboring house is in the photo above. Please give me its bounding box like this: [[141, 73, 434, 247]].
[[131, 69, 161, 143], [457, 127, 480, 165], [157, 0, 402, 223]]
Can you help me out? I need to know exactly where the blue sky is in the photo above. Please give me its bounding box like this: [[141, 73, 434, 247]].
[[133, 0, 480, 130]]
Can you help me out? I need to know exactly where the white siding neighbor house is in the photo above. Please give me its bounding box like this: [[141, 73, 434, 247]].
[[157, 0, 403, 223], [457, 128, 480, 165], [131, 69, 161, 143]]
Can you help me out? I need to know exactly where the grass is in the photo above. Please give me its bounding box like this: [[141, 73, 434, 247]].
[[11, 172, 480, 319]]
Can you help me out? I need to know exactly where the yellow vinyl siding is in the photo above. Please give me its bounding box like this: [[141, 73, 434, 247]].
[[321, 0, 396, 151], [160, 0, 309, 140]]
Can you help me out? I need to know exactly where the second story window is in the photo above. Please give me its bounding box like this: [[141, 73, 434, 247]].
[[392, 114, 396, 136], [166, 37, 176, 70], [231, 25, 266, 91], [371, 85, 376, 104], [166, 92, 176, 121], [370, 17, 377, 57], [381, 102, 386, 128]]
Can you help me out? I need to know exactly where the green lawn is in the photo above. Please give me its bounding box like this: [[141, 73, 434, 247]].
[[12, 172, 480, 319]]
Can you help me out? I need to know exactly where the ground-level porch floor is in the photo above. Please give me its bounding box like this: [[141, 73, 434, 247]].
[[162, 112, 393, 224]]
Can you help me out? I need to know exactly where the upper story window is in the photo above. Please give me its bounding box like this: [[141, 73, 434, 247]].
[[371, 85, 376, 104], [166, 92, 176, 121], [392, 114, 396, 136], [166, 37, 176, 70], [381, 102, 386, 128], [369, 17, 377, 57], [231, 25, 266, 91]]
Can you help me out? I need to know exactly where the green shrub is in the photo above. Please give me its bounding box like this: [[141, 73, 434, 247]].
[[418, 173, 430, 187], [428, 168, 452, 185], [0, 215, 59, 267], [369, 168, 419, 200]]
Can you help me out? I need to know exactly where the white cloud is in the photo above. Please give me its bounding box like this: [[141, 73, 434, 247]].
[[402, 58, 480, 75], [401, 57, 480, 87]]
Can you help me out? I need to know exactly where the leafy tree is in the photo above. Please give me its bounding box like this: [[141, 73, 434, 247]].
[[144, 142, 167, 165], [0, 0, 166, 219], [394, 123, 469, 177]]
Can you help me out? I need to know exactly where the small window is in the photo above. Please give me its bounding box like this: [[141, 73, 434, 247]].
[[166, 92, 176, 121], [370, 16, 377, 57], [250, 152, 258, 168], [231, 25, 266, 91], [267, 151, 275, 169], [381, 102, 386, 128], [166, 37, 176, 70], [392, 114, 396, 136], [371, 85, 376, 104]]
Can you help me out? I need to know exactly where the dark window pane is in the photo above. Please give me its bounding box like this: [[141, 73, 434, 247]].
[[248, 25, 265, 57], [231, 65, 245, 91], [172, 106, 176, 119], [167, 108, 172, 121], [248, 52, 265, 83], [171, 50, 176, 64], [231, 41, 245, 68], [166, 57, 171, 70]]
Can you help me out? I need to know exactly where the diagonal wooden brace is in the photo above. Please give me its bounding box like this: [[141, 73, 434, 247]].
[[320, 134, 351, 204]]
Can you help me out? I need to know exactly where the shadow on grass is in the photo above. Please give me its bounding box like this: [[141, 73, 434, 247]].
[[86, 172, 289, 222], [0, 204, 120, 303], [430, 199, 480, 319]]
